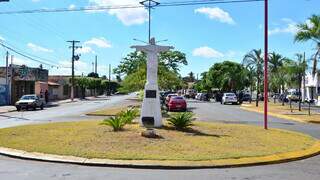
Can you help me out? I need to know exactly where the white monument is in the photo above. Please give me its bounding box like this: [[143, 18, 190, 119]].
[[131, 38, 173, 127]]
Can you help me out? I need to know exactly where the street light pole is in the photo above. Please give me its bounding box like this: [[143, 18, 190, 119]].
[[139, 0, 160, 44], [264, 0, 269, 130]]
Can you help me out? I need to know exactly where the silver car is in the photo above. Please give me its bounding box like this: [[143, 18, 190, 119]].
[[15, 94, 45, 111], [221, 93, 238, 105]]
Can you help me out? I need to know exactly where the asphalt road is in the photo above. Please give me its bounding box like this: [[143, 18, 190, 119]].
[[0, 98, 319, 180]]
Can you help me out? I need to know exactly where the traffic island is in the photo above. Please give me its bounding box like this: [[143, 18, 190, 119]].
[[241, 103, 320, 124], [0, 121, 319, 168]]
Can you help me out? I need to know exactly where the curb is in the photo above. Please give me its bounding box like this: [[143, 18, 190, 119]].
[[0, 141, 319, 169], [240, 106, 320, 124]]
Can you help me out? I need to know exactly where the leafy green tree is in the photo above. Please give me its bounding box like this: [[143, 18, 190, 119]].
[[88, 72, 99, 78], [115, 50, 187, 92], [159, 50, 188, 73], [295, 14, 320, 77], [114, 51, 146, 76], [75, 77, 89, 99], [286, 54, 308, 110], [243, 49, 264, 107], [268, 52, 286, 93], [206, 61, 249, 92]]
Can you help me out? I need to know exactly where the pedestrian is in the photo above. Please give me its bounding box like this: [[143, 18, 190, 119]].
[[45, 90, 49, 104]]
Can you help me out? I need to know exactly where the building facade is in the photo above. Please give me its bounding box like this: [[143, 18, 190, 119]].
[[0, 65, 48, 105]]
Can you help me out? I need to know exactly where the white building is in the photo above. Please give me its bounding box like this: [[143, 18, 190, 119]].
[[301, 72, 320, 105]]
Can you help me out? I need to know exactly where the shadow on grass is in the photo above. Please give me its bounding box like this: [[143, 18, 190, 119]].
[[159, 125, 228, 138]]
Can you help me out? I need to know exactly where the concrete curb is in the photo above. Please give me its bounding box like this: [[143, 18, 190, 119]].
[[240, 106, 320, 124], [0, 142, 319, 169]]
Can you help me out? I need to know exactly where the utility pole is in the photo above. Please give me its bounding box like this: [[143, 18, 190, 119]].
[[5, 51, 8, 86], [108, 64, 111, 96], [95, 55, 98, 74], [5, 51, 9, 104], [67, 40, 81, 101]]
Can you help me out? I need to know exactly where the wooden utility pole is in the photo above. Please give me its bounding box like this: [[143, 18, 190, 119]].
[[67, 40, 81, 101]]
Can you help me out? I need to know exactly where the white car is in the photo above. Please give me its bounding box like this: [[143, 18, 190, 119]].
[[221, 93, 238, 105]]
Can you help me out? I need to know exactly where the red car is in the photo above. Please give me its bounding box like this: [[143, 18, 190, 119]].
[[168, 96, 187, 112]]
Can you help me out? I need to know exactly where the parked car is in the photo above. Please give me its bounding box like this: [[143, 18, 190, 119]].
[[195, 93, 202, 100], [15, 94, 45, 111], [165, 93, 178, 105], [167, 96, 187, 112], [221, 93, 238, 105], [286, 90, 300, 102], [185, 89, 197, 99], [278, 93, 289, 103], [197, 93, 210, 101], [241, 94, 252, 102]]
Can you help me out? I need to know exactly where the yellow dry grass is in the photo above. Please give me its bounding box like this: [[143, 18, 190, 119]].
[[241, 102, 320, 124], [86, 102, 141, 116], [0, 121, 316, 161]]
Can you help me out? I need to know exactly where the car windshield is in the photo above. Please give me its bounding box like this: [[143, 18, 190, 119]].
[[21, 95, 36, 100], [173, 96, 183, 99], [226, 93, 236, 97]]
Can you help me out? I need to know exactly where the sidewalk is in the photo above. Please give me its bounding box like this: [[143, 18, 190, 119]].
[[0, 95, 109, 114], [0, 106, 16, 114]]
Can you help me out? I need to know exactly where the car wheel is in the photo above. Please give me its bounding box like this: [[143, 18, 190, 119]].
[[16, 106, 21, 111], [33, 105, 36, 111]]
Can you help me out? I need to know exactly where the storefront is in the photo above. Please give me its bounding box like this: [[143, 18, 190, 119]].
[[0, 65, 48, 105]]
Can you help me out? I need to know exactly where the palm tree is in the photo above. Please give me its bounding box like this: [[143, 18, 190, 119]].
[[295, 14, 320, 77], [287, 54, 308, 111], [268, 52, 286, 94], [243, 49, 264, 107]]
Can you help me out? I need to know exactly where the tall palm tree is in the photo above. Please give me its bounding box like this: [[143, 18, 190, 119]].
[[295, 14, 320, 77], [268, 52, 286, 94], [243, 49, 264, 107]]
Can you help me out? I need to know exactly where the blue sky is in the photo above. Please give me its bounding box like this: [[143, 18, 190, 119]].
[[0, 0, 319, 79]]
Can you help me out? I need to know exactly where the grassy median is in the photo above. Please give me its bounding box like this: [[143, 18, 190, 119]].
[[241, 102, 320, 123], [0, 121, 316, 161]]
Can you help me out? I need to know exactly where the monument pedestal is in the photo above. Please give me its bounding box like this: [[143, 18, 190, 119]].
[[140, 83, 162, 127]]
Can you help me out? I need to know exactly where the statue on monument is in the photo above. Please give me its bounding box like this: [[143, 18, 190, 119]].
[[131, 38, 174, 127]]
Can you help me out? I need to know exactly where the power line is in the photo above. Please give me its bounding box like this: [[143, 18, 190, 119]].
[[0, 41, 60, 68], [0, 0, 265, 15]]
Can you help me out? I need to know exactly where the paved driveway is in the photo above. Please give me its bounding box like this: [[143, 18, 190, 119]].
[[0, 99, 319, 180]]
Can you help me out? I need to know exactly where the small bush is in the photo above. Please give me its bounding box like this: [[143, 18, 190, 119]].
[[168, 112, 194, 130], [118, 108, 139, 124], [101, 116, 127, 131]]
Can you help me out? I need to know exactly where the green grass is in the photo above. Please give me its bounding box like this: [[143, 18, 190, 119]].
[[0, 121, 316, 161]]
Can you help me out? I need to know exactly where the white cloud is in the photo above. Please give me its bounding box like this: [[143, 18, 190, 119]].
[[11, 57, 34, 66], [88, 0, 148, 26], [27, 43, 54, 53], [68, 4, 76, 10], [268, 18, 298, 36], [84, 37, 112, 48], [192, 46, 224, 58], [195, 7, 235, 25], [50, 60, 90, 75], [75, 46, 95, 54]]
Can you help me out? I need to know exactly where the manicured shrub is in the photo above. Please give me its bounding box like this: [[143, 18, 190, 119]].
[[101, 116, 127, 131], [118, 108, 139, 124], [168, 112, 194, 130]]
